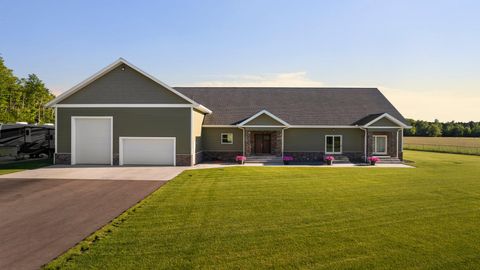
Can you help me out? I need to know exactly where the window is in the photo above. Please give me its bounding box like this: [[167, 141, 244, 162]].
[[373, 135, 387, 154], [221, 133, 233, 144], [325, 135, 342, 154]]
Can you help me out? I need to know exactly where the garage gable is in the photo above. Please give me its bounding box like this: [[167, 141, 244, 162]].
[[61, 64, 189, 104], [46, 58, 202, 106]]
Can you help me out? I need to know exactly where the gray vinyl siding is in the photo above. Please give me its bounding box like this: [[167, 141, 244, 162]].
[[57, 108, 191, 154], [244, 114, 283, 126], [202, 128, 243, 152], [60, 64, 190, 104], [284, 128, 364, 152], [370, 117, 400, 127]]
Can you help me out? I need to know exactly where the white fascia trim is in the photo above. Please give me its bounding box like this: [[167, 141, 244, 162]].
[[363, 113, 409, 128], [195, 104, 212, 114], [291, 125, 359, 128], [203, 125, 239, 128], [202, 124, 361, 128], [366, 126, 409, 129], [45, 58, 213, 114], [241, 125, 287, 128], [237, 109, 290, 127], [52, 103, 211, 113]]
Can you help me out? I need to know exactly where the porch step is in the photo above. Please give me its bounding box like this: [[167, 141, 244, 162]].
[[329, 155, 351, 164], [373, 156, 403, 164], [246, 155, 282, 164]]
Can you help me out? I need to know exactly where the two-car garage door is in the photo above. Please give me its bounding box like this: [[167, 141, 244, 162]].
[[119, 137, 175, 166], [71, 117, 175, 166]]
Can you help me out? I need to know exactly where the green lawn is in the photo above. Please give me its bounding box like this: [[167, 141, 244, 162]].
[[46, 151, 480, 269], [0, 158, 52, 175]]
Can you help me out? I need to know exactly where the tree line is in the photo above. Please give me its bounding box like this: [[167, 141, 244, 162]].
[[404, 119, 480, 137], [0, 56, 55, 124]]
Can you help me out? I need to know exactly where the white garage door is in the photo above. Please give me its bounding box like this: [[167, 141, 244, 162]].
[[120, 137, 176, 166], [72, 117, 112, 165]]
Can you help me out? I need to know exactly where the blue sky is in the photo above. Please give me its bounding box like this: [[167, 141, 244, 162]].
[[2, 0, 479, 121]]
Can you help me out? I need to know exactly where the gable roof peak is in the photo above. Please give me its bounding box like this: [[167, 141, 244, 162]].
[[45, 58, 212, 113], [237, 109, 290, 126]]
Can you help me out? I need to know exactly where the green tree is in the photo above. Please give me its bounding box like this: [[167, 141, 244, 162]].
[[0, 56, 21, 123], [426, 119, 442, 137], [19, 74, 55, 123], [0, 56, 55, 124]]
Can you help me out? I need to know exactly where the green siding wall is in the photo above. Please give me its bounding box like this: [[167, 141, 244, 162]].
[[202, 128, 243, 152], [57, 108, 191, 154], [284, 128, 364, 152], [244, 113, 284, 126], [60, 65, 190, 104], [370, 117, 400, 127]]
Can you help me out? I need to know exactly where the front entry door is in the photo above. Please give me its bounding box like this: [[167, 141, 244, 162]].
[[254, 134, 271, 154]]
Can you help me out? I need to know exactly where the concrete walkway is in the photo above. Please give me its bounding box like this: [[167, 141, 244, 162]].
[[0, 165, 186, 181], [0, 162, 413, 181], [194, 162, 414, 169]]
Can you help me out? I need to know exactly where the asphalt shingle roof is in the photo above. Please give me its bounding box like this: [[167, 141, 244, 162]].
[[174, 87, 408, 126]]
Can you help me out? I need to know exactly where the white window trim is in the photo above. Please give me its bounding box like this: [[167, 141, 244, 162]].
[[221, 133, 233, 144], [119, 137, 176, 166], [325, 135, 342, 154], [71, 116, 113, 165], [373, 135, 388, 155]]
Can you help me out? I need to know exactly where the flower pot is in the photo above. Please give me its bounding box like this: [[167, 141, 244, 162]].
[[237, 160, 244, 165], [283, 161, 290, 165], [370, 161, 376, 165], [326, 160, 333, 165]]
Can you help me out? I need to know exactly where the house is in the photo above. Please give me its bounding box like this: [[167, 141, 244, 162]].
[[46, 58, 410, 166]]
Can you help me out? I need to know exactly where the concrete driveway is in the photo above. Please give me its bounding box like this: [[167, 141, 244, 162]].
[[0, 165, 187, 181], [0, 177, 166, 270]]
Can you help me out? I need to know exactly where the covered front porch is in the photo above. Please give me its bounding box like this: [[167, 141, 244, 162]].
[[244, 129, 283, 157]]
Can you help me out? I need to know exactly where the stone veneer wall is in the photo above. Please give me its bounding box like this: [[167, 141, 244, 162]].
[[283, 152, 364, 163], [195, 151, 203, 165], [176, 154, 192, 166], [54, 153, 71, 165], [55, 153, 193, 166], [245, 130, 281, 156], [367, 130, 399, 158], [203, 151, 243, 162]]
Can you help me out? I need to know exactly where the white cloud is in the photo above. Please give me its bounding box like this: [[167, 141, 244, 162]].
[[184, 71, 325, 87]]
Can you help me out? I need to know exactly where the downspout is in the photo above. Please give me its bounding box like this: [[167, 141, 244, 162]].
[[359, 126, 368, 163], [281, 127, 290, 158], [240, 127, 246, 156], [396, 129, 399, 158], [400, 128, 404, 160]]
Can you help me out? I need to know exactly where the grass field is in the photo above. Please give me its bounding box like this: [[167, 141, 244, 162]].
[[404, 136, 480, 155], [46, 151, 480, 269], [0, 159, 52, 175]]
